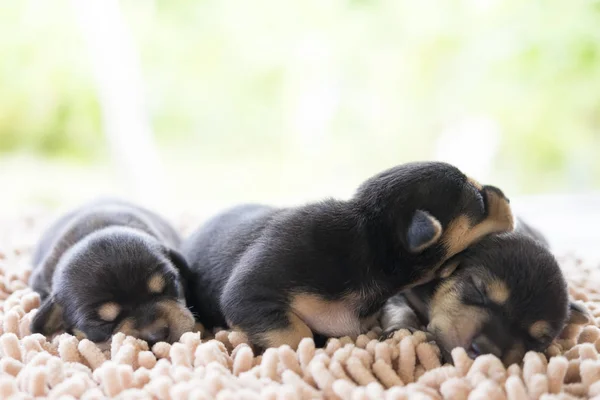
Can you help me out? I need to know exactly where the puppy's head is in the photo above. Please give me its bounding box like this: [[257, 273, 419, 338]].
[[31, 227, 195, 346], [354, 161, 514, 284], [421, 232, 590, 365]]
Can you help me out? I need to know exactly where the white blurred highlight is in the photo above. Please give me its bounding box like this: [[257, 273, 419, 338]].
[[71, 0, 165, 208], [434, 115, 501, 182]]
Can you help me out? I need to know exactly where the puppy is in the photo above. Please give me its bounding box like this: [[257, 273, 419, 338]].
[[29, 199, 195, 346], [181, 161, 514, 349], [380, 219, 591, 365]]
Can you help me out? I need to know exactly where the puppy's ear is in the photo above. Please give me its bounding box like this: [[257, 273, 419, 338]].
[[31, 296, 64, 336], [166, 248, 193, 281], [568, 301, 593, 325], [406, 210, 442, 253]]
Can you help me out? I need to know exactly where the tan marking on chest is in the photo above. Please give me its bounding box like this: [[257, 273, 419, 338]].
[[292, 293, 363, 337]]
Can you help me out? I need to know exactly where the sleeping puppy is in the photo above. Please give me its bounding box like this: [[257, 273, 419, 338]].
[[29, 199, 195, 346], [380, 218, 591, 366], [181, 161, 514, 349]]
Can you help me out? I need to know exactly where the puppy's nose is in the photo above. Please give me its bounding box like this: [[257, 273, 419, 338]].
[[142, 326, 169, 345], [468, 335, 502, 359]]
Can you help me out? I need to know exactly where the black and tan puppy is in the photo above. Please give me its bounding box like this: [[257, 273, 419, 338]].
[[380, 219, 591, 366], [181, 161, 514, 349], [29, 199, 195, 346]]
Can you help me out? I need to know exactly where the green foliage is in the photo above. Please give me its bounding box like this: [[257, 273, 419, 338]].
[[0, 0, 103, 160], [1, 0, 600, 192]]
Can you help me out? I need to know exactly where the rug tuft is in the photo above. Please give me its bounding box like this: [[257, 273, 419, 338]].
[[0, 214, 599, 399]]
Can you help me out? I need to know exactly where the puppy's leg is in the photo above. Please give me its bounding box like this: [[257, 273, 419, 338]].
[[221, 278, 313, 350], [379, 294, 423, 340], [257, 312, 313, 349], [225, 307, 312, 350]]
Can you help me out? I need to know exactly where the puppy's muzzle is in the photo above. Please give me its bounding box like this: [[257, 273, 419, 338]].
[[465, 334, 501, 359], [117, 299, 195, 345], [139, 323, 170, 346]]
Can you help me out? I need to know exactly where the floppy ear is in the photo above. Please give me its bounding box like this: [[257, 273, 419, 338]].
[[31, 296, 65, 336], [406, 210, 442, 253], [166, 248, 193, 281], [568, 301, 593, 325]]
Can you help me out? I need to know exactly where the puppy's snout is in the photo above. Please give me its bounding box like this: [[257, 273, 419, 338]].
[[467, 334, 502, 360], [140, 325, 169, 345]]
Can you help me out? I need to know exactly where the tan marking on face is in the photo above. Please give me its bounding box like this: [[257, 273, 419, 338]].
[[292, 293, 362, 338], [155, 299, 195, 343], [438, 259, 460, 279], [467, 176, 483, 190], [428, 277, 488, 351], [148, 274, 166, 293], [488, 280, 510, 305], [442, 187, 514, 258], [72, 329, 87, 340], [115, 317, 138, 337], [529, 321, 551, 339], [98, 302, 121, 322], [411, 212, 443, 253], [257, 312, 313, 350]]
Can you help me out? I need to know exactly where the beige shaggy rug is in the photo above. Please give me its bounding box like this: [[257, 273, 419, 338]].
[[1, 211, 600, 399]]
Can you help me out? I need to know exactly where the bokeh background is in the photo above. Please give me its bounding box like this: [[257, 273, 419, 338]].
[[1, 0, 599, 255]]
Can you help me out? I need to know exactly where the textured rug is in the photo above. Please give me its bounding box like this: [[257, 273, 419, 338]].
[[0, 211, 600, 399]]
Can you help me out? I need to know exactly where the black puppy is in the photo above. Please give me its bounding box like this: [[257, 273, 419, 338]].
[[29, 199, 195, 346], [380, 219, 591, 366], [181, 162, 514, 349]]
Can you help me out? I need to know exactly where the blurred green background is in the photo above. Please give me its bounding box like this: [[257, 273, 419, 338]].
[[1, 0, 600, 218]]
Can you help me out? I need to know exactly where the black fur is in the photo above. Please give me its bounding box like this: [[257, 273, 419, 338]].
[[29, 199, 195, 345], [182, 161, 514, 348], [381, 221, 590, 365]]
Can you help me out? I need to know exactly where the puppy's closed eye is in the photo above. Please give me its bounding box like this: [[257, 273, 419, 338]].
[[464, 276, 487, 306]]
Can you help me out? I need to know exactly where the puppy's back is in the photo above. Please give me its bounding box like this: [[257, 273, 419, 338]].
[[181, 204, 278, 329], [515, 217, 550, 248]]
